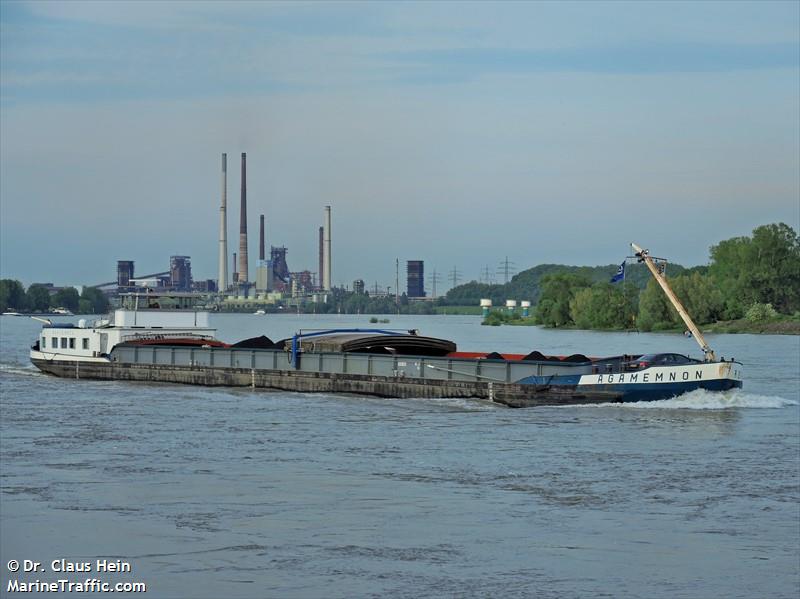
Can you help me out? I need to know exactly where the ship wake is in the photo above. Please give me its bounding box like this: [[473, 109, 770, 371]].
[[0, 363, 45, 378], [580, 388, 796, 410]]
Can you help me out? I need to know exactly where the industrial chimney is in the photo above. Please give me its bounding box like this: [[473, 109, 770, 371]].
[[218, 153, 228, 291], [323, 206, 332, 291], [232, 252, 238, 283], [318, 226, 324, 290], [259, 214, 265, 262], [238, 152, 248, 283]]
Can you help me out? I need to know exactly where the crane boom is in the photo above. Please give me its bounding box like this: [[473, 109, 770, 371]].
[[631, 242, 716, 362]]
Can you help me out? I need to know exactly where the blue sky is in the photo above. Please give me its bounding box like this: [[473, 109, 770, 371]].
[[1, 0, 798, 289]]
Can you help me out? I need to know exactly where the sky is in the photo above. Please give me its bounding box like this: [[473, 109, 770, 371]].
[[1, 0, 798, 291]]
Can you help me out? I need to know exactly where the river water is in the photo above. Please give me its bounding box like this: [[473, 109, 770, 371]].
[[1, 313, 798, 598]]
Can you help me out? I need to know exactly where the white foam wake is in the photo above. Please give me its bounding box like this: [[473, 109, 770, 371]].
[[419, 397, 500, 411], [587, 388, 797, 410], [0, 363, 43, 377]]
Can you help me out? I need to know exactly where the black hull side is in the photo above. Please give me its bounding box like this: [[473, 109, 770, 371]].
[[30, 358, 623, 408]]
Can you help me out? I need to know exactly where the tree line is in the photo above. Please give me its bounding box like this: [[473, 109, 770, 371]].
[[442, 260, 696, 308], [532, 223, 799, 330], [0, 281, 109, 315], [298, 289, 436, 315]]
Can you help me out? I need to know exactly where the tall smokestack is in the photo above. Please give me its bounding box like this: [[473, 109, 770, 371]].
[[232, 252, 238, 283], [318, 226, 324, 290], [238, 152, 248, 283], [323, 205, 332, 291], [259, 214, 265, 262], [218, 153, 228, 291]]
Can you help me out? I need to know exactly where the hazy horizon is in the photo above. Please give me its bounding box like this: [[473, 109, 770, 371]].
[[2, 1, 798, 290]]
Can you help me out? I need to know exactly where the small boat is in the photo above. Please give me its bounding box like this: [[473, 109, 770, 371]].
[[28, 243, 742, 407], [51, 307, 73, 315], [254, 309, 266, 315]]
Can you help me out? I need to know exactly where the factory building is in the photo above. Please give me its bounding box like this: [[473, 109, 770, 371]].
[[407, 261, 425, 298], [169, 256, 193, 291], [255, 214, 273, 292], [353, 279, 365, 295], [290, 271, 314, 297], [270, 246, 290, 291], [255, 264, 272, 293], [130, 276, 167, 289], [117, 261, 134, 292], [193, 279, 217, 293]]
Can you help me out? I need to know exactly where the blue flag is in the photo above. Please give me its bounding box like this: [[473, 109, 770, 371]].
[[610, 261, 625, 283]]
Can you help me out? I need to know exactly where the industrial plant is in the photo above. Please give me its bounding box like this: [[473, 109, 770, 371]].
[[213, 152, 331, 308], [94, 153, 338, 309], [92, 153, 445, 311], [95, 256, 215, 296]]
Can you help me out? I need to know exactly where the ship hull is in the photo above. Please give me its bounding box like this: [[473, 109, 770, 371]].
[[518, 361, 743, 402], [31, 343, 742, 408], [30, 357, 623, 408]]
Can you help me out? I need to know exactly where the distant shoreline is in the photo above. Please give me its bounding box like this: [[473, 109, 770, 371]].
[[490, 317, 800, 335]]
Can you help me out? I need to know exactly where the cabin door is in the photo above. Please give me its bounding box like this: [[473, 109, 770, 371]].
[[100, 334, 108, 354]]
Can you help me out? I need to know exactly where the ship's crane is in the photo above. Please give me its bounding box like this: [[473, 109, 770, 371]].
[[632, 242, 716, 362]]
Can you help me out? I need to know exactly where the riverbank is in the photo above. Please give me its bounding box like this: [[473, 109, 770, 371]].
[[483, 314, 800, 335], [433, 305, 482, 315], [701, 317, 800, 335]]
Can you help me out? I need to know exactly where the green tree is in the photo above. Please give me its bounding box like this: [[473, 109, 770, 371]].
[[708, 235, 751, 318], [0, 279, 26, 312], [343, 292, 372, 314], [80, 287, 109, 314], [709, 223, 800, 317], [744, 302, 778, 323], [25, 284, 51, 312], [482, 311, 515, 326], [570, 282, 637, 329], [747, 223, 800, 314], [636, 278, 676, 331], [78, 299, 93, 314], [569, 288, 597, 329], [51, 287, 80, 312], [670, 272, 724, 325], [637, 272, 723, 331], [533, 273, 590, 327]]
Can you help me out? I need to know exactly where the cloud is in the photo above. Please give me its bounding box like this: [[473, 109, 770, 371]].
[[21, 0, 391, 36], [385, 42, 800, 82]]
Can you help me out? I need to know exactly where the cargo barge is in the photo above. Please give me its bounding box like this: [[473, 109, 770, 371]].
[[27, 243, 743, 407]]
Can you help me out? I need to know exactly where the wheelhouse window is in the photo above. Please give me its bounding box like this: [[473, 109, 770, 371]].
[[61, 337, 68, 348], [82, 338, 89, 350], [41, 337, 46, 348], [69, 338, 76, 349], [52, 337, 58, 348]]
